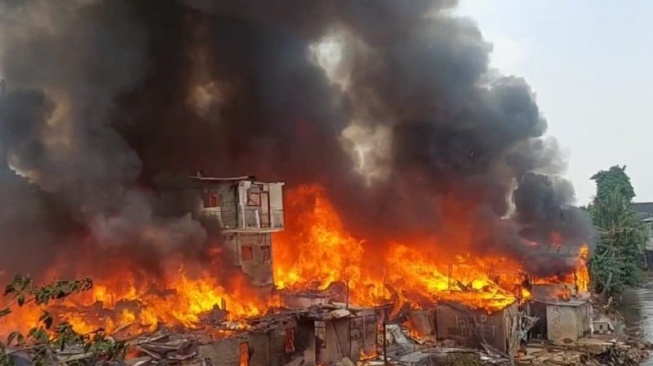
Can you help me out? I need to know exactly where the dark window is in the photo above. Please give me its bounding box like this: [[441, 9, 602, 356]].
[[203, 191, 218, 208], [241, 245, 254, 261], [261, 245, 271, 261]]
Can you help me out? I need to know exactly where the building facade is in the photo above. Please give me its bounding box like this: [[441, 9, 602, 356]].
[[157, 173, 285, 287]]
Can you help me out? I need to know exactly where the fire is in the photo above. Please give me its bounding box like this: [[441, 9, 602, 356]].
[[64, 269, 266, 333], [1, 266, 268, 336], [530, 243, 591, 295], [576, 244, 590, 293], [385, 244, 517, 311], [0, 184, 591, 336], [274, 185, 518, 312], [273, 185, 382, 305], [360, 349, 378, 361]]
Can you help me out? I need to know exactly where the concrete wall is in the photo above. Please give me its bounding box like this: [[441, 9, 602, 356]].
[[545, 301, 591, 344], [269, 183, 284, 228], [224, 233, 273, 287], [435, 304, 517, 354], [217, 183, 239, 228]]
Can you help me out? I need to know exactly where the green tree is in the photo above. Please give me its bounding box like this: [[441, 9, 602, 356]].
[[589, 166, 646, 296], [591, 165, 636, 202]]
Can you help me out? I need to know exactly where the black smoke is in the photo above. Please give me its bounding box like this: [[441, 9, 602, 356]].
[[0, 0, 591, 279]]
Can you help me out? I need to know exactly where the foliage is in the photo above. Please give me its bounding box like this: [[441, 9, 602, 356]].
[[589, 166, 647, 296], [590, 165, 636, 203], [0, 275, 126, 366]]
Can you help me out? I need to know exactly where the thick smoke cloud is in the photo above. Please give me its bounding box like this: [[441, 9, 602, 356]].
[[0, 0, 591, 280]]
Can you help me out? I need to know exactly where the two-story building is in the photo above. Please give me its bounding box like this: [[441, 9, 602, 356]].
[[156, 173, 284, 287]]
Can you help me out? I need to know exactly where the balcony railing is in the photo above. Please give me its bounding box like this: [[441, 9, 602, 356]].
[[200, 206, 284, 232], [242, 208, 284, 229], [243, 207, 261, 229]]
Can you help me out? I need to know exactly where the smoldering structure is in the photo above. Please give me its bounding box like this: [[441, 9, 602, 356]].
[[0, 0, 591, 282]]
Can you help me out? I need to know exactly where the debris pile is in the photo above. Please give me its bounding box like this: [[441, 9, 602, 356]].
[[515, 338, 653, 366]]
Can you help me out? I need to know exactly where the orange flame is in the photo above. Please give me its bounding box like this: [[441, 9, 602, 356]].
[[1, 184, 591, 336], [530, 243, 590, 295], [1, 265, 268, 336], [274, 185, 518, 312]]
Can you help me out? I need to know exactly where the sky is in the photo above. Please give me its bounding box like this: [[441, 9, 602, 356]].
[[457, 0, 653, 205]]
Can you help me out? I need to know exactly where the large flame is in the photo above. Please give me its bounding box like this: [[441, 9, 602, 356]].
[[0, 184, 590, 336], [1, 265, 267, 336], [274, 185, 518, 311]]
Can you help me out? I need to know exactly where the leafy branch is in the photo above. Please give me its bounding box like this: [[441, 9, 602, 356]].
[[0, 275, 126, 365]]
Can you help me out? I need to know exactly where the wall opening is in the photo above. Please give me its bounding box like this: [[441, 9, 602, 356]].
[[241, 245, 254, 261], [239, 342, 249, 366], [261, 245, 271, 261], [203, 191, 218, 208], [285, 328, 296, 353]]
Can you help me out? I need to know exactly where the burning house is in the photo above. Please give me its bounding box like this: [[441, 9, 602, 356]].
[[156, 173, 285, 288]]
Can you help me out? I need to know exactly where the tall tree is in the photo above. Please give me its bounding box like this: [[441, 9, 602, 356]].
[[589, 166, 646, 296], [591, 165, 636, 202]]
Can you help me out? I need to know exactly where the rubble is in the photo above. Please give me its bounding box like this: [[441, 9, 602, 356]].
[[514, 338, 653, 366], [8, 294, 651, 366], [6, 258, 645, 366]]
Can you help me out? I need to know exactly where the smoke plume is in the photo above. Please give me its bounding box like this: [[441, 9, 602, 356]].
[[0, 0, 591, 280]]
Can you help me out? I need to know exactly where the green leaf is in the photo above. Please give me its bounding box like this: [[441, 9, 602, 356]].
[[15, 334, 25, 347], [28, 328, 48, 344]]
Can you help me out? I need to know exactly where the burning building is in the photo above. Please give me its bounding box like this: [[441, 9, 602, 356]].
[[156, 173, 285, 288]]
